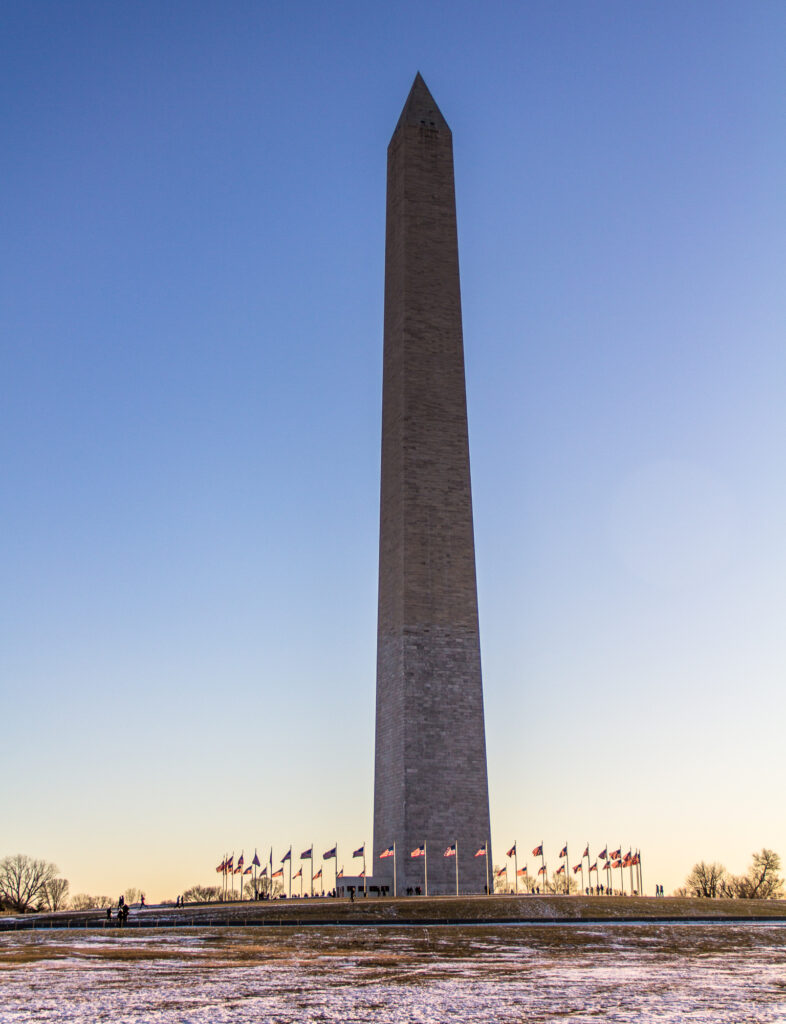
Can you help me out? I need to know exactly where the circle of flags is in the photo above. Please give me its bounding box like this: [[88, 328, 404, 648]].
[[212, 840, 644, 900]]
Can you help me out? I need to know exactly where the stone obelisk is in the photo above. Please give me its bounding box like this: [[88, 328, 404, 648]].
[[373, 74, 492, 895]]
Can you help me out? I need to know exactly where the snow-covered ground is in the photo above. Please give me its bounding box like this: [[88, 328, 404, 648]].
[[1, 922, 784, 1022]]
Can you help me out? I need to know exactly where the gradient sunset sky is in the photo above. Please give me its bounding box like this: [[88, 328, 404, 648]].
[[2, 0, 784, 901]]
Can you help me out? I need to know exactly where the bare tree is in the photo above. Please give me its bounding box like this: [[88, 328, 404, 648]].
[[182, 885, 222, 903], [71, 894, 113, 910], [123, 887, 141, 906], [243, 875, 283, 899], [40, 877, 70, 912], [0, 855, 57, 912], [492, 866, 507, 893], [685, 861, 728, 898], [542, 871, 579, 895], [747, 849, 783, 899], [725, 850, 784, 900]]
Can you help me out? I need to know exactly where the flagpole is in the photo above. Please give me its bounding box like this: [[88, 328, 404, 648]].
[[455, 839, 459, 896], [514, 841, 518, 894], [540, 842, 545, 891], [334, 842, 338, 895], [565, 843, 569, 894], [424, 841, 428, 897], [486, 839, 490, 896], [364, 843, 367, 895], [639, 851, 643, 895], [619, 842, 623, 895], [269, 847, 273, 899], [310, 844, 314, 897], [393, 841, 397, 898], [288, 845, 292, 899], [585, 842, 590, 892]]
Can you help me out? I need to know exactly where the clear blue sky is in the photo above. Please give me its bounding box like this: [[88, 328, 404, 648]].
[[2, 0, 784, 900]]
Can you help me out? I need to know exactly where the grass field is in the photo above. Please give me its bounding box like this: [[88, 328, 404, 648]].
[[4, 892, 785, 933], [2, 921, 785, 1022]]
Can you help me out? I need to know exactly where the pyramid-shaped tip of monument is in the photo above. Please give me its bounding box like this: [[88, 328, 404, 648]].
[[394, 72, 450, 132]]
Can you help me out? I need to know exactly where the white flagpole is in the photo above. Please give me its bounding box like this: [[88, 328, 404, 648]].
[[514, 841, 518, 894], [288, 845, 292, 899], [486, 840, 490, 895], [424, 841, 428, 897], [310, 845, 314, 897], [455, 840, 459, 896], [364, 844, 367, 895], [393, 841, 397, 898], [335, 842, 338, 894]]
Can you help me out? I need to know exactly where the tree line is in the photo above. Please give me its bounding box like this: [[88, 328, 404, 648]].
[[0, 853, 283, 912], [3, 848, 783, 910], [682, 849, 783, 899], [0, 854, 144, 914]]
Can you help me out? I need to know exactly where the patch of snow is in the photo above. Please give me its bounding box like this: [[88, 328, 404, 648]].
[[0, 924, 785, 1023]]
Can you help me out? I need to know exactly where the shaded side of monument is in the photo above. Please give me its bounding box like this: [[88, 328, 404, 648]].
[[372, 74, 492, 895]]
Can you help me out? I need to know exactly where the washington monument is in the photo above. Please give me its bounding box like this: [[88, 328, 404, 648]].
[[372, 74, 492, 894]]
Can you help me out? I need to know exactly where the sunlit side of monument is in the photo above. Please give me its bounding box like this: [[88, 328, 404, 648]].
[[372, 74, 492, 895]]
